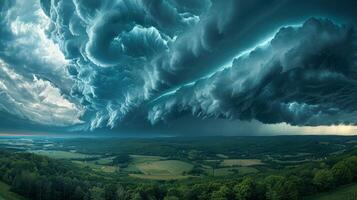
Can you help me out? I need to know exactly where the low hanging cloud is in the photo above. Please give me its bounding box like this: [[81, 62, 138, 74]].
[[149, 18, 357, 126]]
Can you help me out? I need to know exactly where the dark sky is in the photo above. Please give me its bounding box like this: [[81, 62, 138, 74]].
[[0, 0, 357, 136]]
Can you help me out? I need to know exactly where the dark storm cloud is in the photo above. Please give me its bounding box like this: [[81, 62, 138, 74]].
[[40, 0, 215, 129], [40, 0, 288, 129], [149, 18, 357, 126], [1, 0, 357, 133]]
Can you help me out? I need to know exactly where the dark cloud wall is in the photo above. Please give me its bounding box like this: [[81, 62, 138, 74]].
[[149, 18, 357, 126], [1, 0, 357, 134]]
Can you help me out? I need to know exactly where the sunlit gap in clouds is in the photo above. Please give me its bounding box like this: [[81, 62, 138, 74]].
[[10, 5, 68, 69], [0, 1, 83, 127], [266, 123, 357, 135]]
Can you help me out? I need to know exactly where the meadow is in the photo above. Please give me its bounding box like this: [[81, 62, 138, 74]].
[[129, 159, 193, 180], [220, 159, 264, 167], [28, 150, 96, 159]]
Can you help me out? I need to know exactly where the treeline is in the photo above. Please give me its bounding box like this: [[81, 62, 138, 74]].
[[0, 151, 356, 200], [55, 136, 355, 159]]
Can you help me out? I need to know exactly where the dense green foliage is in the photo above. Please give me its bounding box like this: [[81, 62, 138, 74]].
[[0, 149, 356, 200], [112, 154, 132, 167], [305, 183, 357, 200], [0, 181, 26, 200]]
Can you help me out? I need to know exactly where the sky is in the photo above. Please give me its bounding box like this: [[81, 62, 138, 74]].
[[0, 0, 357, 136]]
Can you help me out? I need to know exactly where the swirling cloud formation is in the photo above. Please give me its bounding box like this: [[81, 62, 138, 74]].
[[0, 0, 357, 133]]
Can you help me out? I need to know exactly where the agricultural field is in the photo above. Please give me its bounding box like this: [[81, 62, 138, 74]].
[[29, 150, 97, 159], [205, 166, 259, 176], [220, 159, 264, 167], [73, 160, 117, 173], [130, 155, 165, 163], [125, 155, 164, 173], [135, 160, 193, 175], [0, 181, 26, 200], [93, 156, 116, 165], [29, 150, 119, 173], [129, 174, 189, 180], [127, 155, 193, 180]]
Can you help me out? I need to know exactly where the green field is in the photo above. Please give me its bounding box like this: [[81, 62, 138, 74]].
[[130, 155, 165, 162], [305, 183, 357, 200], [0, 181, 26, 200], [206, 166, 259, 176], [129, 174, 190, 180], [125, 155, 165, 172], [136, 160, 193, 175], [93, 156, 115, 165], [126, 155, 193, 180], [73, 160, 117, 173], [220, 159, 264, 167], [29, 150, 96, 159]]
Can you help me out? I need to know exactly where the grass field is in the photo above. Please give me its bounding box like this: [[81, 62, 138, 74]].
[[220, 159, 264, 167], [29, 150, 95, 159], [73, 161, 117, 173], [305, 183, 357, 200], [136, 160, 193, 175], [93, 156, 115, 165], [29, 150, 116, 173], [129, 174, 190, 180], [206, 166, 259, 176], [126, 155, 193, 180], [125, 155, 165, 172], [0, 181, 26, 200], [130, 155, 165, 163]]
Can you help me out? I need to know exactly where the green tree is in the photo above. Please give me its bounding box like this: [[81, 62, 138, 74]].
[[344, 156, 357, 181], [211, 185, 233, 200], [313, 169, 334, 191], [90, 186, 105, 200], [116, 185, 129, 200], [332, 161, 353, 185], [264, 175, 298, 200], [112, 154, 132, 167], [234, 177, 256, 200], [282, 179, 298, 200], [104, 184, 117, 200], [74, 186, 85, 200], [163, 196, 179, 200]]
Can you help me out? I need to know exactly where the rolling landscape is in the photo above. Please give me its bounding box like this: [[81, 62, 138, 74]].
[[0, 135, 356, 199]]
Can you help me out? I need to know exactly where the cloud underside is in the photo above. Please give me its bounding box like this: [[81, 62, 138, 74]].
[[0, 0, 357, 131], [149, 18, 357, 126]]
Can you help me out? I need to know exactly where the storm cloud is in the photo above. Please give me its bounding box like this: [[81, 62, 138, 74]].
[[0, 0, 357, 134], [37, 0, 289, 129], [149, 18, 357, 126]]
